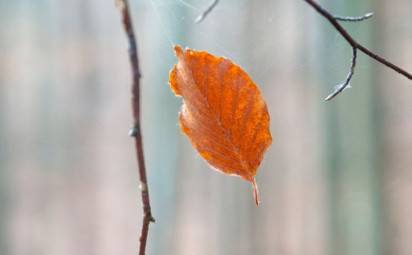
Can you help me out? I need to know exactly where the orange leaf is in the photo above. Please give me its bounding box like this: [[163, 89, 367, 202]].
[[169, 45, 272, 205]]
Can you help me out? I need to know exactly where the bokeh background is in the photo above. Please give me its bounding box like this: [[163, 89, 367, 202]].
[[1, 0, 412, 254]]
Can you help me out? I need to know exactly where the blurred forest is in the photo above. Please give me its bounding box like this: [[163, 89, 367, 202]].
[[0, 0, 412, 255]]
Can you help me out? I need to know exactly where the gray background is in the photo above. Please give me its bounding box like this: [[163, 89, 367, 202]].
[[0, 0, 411, 254]]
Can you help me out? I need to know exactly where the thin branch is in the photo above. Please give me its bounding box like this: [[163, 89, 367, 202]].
[[303, 0, 412, 86], [334, 12, 374, 22], [193, 0, 411, 99], [325, 48, 357, 101], [116, 1, 155, 255], [195, 0, 219, 23]]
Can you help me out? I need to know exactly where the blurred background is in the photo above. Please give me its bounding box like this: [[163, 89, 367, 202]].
[[1, 0, 411, 254]]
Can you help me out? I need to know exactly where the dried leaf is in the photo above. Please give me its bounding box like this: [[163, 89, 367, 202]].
[[169, 45, 272, 205]]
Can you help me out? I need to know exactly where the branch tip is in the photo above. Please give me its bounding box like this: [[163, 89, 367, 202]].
[[334, 12, 374, 22], [195, 0, 219, 23], [325, 48, 357, 101]]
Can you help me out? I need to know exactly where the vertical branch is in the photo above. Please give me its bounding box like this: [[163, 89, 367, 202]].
[[116, 1, 155, 255]]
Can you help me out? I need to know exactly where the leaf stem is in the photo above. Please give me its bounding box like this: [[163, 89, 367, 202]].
[[252, 177, 260, 206]]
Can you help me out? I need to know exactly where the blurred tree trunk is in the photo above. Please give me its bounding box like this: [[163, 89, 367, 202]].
[[0, 39, 10, 255], [376, 0, 412, 255]]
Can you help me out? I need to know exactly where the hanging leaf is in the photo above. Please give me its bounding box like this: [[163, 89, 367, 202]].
[[169, 45, 272, 205]]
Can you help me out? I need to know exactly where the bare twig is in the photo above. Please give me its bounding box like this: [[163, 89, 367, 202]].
[[325, 48, 357, 101], [192, 0, 411, 99], [116, 1, 155, 255], [303, 0, 412, 79], [195, 0, 219, 23], [304, 0, 411, 100], [334, 12, 374, 22]]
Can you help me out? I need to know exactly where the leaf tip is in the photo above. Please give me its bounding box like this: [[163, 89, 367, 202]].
[[174, 45, 183, 56]]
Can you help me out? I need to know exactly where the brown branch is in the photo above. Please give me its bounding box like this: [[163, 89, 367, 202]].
[[193, 0, 411, 99], [195, 0, 219, 23], [304, 0, 412, 99], [116, 1, 155, 255]]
